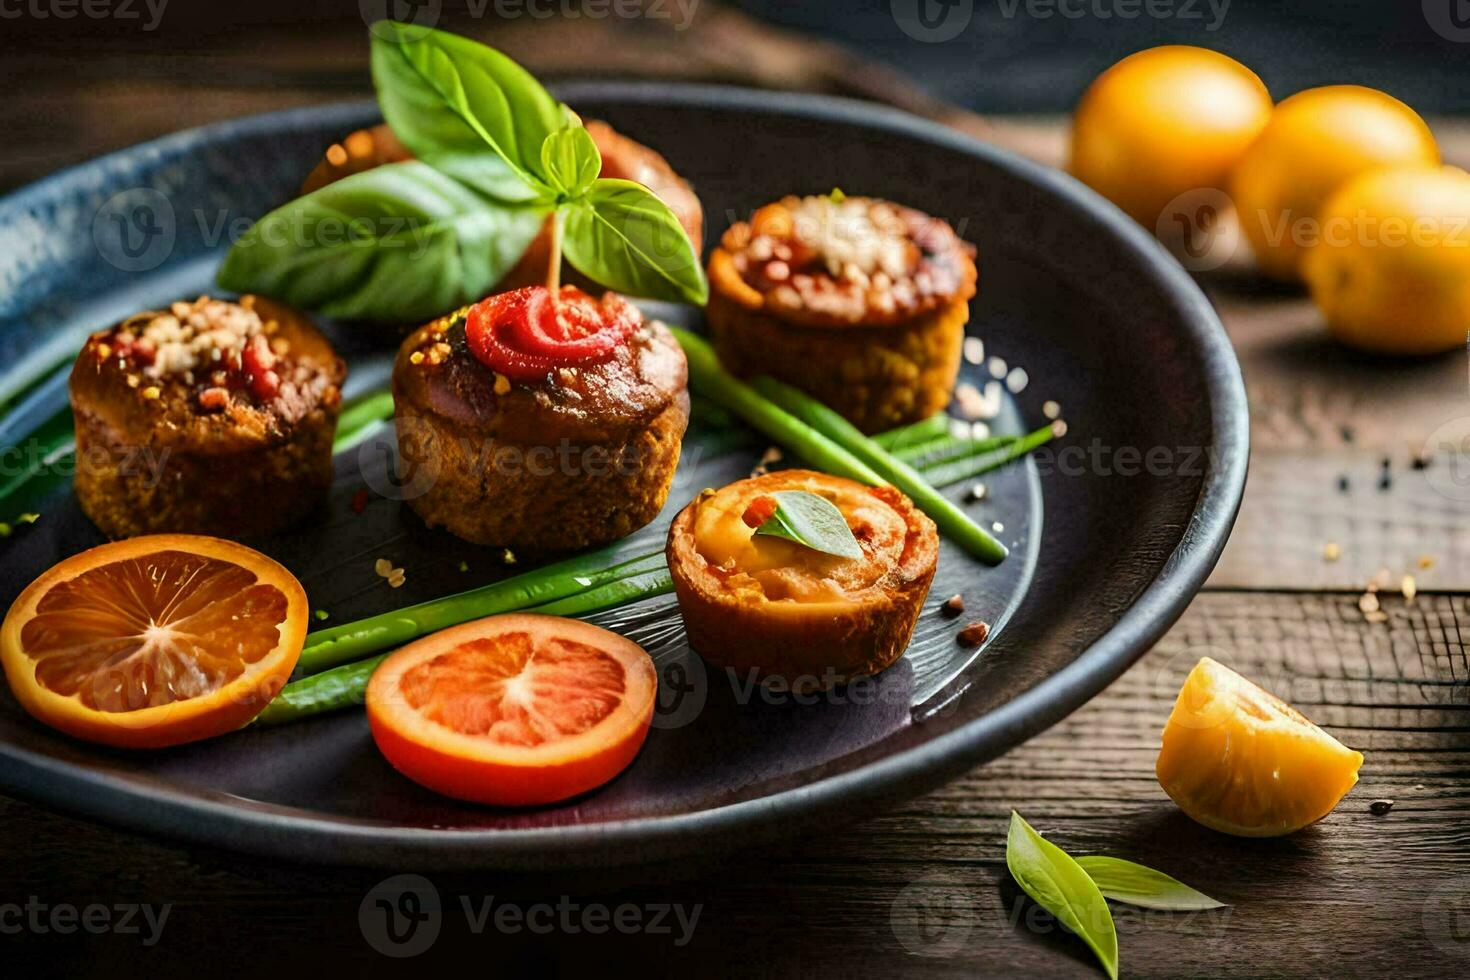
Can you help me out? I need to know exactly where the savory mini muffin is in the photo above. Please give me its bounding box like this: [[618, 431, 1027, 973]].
[[391, 285, 689, 550], [706, 194, 977, 434], [302, 121, 703, 294], [667, 469, 939, 690], [70, 296, 345, 539]]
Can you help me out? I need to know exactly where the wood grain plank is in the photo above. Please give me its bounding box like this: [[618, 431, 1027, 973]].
[[3, 592, 1467, 975]]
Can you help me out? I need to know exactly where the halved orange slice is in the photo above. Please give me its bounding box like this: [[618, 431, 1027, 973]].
[[1, 534, 307, 749], [1156, 657, 1364, 837], [366, 613, 656, 806]]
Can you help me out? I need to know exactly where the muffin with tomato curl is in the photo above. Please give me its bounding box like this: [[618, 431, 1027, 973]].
[[706, 194, 977, 434], [70, 295, 346, 539], [391, 285, 689, 550]]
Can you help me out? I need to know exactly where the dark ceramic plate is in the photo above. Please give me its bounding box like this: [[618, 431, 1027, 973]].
[[0, 84, 1246, 869]]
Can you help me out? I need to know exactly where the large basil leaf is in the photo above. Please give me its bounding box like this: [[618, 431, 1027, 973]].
[[369, 20, 566, 200], [562, 178, 707, 304], [1075, 856, 1226, 911], [1006, 813, 1119, 980], [216, 161, 547, 322]]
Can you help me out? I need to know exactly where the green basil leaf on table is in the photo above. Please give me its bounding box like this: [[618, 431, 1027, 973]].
[[1074, 856, 1226, 911], [562, 178, 709, 305], [369, 20, 567, 198], [1006, 812, 1120, 980], [216, 161, 548, 323], [754, 490, 864, 559], [540, 126, 602, 199]]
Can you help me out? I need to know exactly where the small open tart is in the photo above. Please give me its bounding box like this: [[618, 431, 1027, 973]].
[[707, 194, 977, 434], [666, 470, 939, 690]]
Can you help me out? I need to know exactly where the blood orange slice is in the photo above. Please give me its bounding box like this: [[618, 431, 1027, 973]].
[[366, 613, 656, 806], [1, 534, 307, 748]]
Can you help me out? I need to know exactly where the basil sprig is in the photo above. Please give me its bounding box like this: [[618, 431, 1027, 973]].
[[217, 21, 706, 321], [1006, 813, 1226, 978], [753, 490, 863, 559]]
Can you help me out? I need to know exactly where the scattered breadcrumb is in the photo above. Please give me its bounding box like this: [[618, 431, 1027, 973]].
[[374, 558, 392, 577], [1042, 400, 1061, 420], [1050, 419, 1069, 438], [967, 482, 988, 502], [1359, 591, 1381, 615], [991, 521, 1005, 533], [1419, 555, 1435, 570], [1402, 575, 1417, 603], [493, 373, 511, 395], [1323, 542, 1341, 563], [387, 570, 406, 589], [941, 594, 965, 617]]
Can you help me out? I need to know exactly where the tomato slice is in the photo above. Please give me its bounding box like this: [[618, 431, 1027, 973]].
[[465, 286, 639, 381], [366, 613, 656, 806]]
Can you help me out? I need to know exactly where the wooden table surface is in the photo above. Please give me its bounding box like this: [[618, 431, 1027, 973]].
[[4, 9, 1469, 977]]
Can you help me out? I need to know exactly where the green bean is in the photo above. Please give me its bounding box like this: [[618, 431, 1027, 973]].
[[671, 328, 884, 486], [256, 565, 674, 725], [752, 376, 1008, 565], [295, 548, 666, 675], [918, 423, 1060, 488], [871, 414, 949, 451]]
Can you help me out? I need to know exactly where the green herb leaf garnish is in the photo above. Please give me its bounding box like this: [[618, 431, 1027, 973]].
[[1074, 856, 1226, 911], [1006, 812, 1119, 980], [221, 22, 707, 317], [753, 490, 863, 559], [370, 20, 566, 199], [216, 162, 547, 322], [563, 179, 709, 304]]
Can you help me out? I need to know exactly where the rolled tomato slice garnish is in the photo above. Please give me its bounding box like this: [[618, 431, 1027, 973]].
[[466, 285, 639, 381]]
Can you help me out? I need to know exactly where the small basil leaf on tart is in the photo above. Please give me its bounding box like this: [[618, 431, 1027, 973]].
[[540, 126, 602, 200], [750, 490, 864, 560], [216, 162, 548, 323], [563, 178, 710, 305], [369, 20, 567, 198]]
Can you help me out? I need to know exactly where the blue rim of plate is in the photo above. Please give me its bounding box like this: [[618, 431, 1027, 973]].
[[0, 83, 1248, 868]]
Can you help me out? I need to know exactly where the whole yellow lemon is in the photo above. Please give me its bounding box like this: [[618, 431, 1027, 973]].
[[1231, 85, 1440, 280], [1302, 166, 1470, 356], [1070, 46, 1273, 231]]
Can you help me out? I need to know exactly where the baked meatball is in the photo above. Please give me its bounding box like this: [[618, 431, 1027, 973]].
[[391, 285, 688, 551], [706, 195, 977, 434], [70, 296, 345, 539]]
